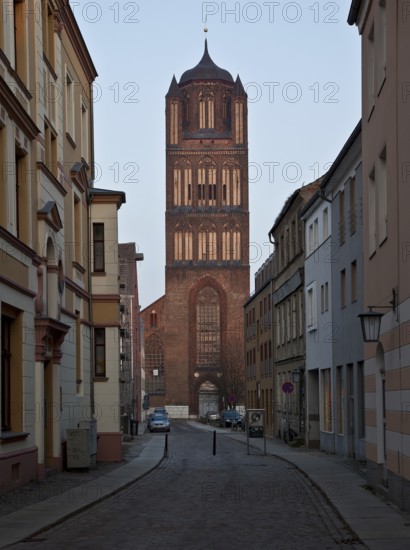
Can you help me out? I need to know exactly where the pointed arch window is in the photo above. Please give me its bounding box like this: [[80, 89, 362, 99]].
[[196, 286, 220, 369], [222, 161, 241, 206], [174, 222, 193, 261], [199, 92, 214, 129], [235, 101, 244, 144], [198, 158, 216, 206], [222, 223, 241, 261], [170, 102, 178, 144], [173, 159, 192, 206], [198, 223, 217, 261], [182, 91, 190, 127], [223, 94, 232, 129], [150, 310, 158, 328], [145, 334, 165, 395]]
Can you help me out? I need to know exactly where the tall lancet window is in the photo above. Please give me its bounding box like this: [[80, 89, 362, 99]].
[[222, 160, 241, 206], [196, 286, 221, 369], [170, 101, 178, 144], [199, 91, 215, 129], [173, 159, 192, 206], [182, 91, 190, 127], [198, 222, 217, 261], [198, 158, 216, 206], [235, 101, 244, 144], [223, 94, 232, 129], [174, 222, 193, 261], [222, 223, 241, 261]]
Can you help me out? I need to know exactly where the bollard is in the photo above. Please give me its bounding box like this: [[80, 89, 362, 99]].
[[213, 430, 216, 455], [164, 433, 168, 458]]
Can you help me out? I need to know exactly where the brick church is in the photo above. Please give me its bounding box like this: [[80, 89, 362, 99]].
[[141, 41, 250, 417]]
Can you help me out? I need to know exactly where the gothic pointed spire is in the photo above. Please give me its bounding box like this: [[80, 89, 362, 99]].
[[179, 40, 234, 84], [234, 75, 247, 97], [166, 75, 181, 97]]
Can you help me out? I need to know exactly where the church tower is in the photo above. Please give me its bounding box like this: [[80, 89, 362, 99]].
[[142, 41, 249, 416]]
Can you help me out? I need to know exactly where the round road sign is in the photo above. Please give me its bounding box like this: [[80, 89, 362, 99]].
[[282, 381, 294, 394]]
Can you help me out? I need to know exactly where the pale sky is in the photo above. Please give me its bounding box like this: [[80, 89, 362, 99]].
[[71, 0, 361, 309]]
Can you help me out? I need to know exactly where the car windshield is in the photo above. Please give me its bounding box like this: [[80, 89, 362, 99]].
[[152, 415, 167, 421], [225, 411, 240, 417]]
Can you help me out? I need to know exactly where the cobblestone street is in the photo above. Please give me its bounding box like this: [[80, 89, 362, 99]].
[[11, 422, 363, 550]]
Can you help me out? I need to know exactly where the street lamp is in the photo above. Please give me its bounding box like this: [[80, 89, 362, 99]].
[[358, 288, 397, 343], [291, 369, 301, 384]]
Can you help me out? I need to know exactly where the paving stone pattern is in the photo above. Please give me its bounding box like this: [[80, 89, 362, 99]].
[[12, 422, 364, 550]]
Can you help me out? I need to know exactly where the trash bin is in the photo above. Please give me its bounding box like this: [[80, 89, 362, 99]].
[[134, 420, 139, 436]]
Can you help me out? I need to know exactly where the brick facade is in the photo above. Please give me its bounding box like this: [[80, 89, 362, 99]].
[[141, 42, 250, 416]]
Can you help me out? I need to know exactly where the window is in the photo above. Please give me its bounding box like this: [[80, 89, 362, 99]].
[[378, 146, 387, 244], [75, 311, 82, 391], [196, 286, 220, 368], [235, 101, 244, 144], [1, 316, 12, 430], [368, 167, 376, 255], [351, 261, 357, 302], [339, 190, 345, 245], [174, 223, 193, 261], [321, 368, 332, 432], [94, 328, 106, 377], [323, 208, 329, 240], [377, 0, 386, 91], [198, 225, 216, 261], [337, 366, 344, 434], [321, 282, 329, 313], [81, 101, 89, 162], [349, 177, 356, 235], [93, 223, 105, 272], [170, 101, 178, 144], [42, 0, 55, 66], [198, 159, 216, 207], [199, 93, 214, 129], [73, 195, 81, 264], [222, 226, 240, 261], [13, 0, 28, 82], [313, 218, 318, 250], [150, 310, 157, 328], [367, 24, 375, 116], [174, 160, 192, 206], [291, 294, 297, 339], [0, 127, 5, 227], [306, 283, 317, 330], [340, 269, 346, 308], [146, 334, 165, 394], [45, 122, 58, 178], [66, 70, 75, 140], [357, 362, 365, 438], [14, 147, 28, 241]]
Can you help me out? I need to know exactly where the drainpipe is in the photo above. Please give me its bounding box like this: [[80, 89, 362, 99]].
[[87, 187, 95, 419]]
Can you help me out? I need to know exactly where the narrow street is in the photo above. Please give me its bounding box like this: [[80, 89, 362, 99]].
[[14, 422, 363, 550]]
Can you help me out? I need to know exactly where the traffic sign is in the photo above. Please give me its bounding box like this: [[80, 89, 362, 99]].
[[282, 381, 294, 394], [228, 394, 236, 403]]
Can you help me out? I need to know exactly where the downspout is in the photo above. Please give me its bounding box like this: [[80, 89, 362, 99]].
[[87, 188, 95, 419], [88, 80, 96, 418]]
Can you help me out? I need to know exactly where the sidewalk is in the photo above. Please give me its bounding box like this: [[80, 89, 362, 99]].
[[0, 431, 166, 549], [1, 422, 410, 549], [189, 421, 410, 550]]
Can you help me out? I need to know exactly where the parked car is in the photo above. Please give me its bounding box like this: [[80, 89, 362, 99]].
[[154, 407, 169, 416], [148, 414, 170, 433], [219, 410, 243, 428], [206, 411, 220, 423]]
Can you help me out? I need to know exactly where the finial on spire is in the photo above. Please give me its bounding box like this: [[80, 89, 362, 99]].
[[204, 27, 208, 33]]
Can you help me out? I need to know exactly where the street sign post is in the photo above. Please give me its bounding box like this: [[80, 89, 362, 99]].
[[282, 381, 294, 394]]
